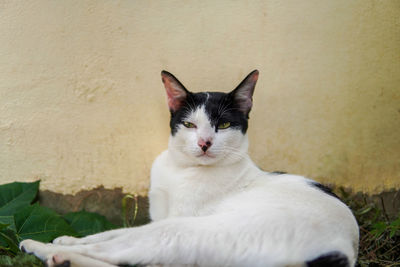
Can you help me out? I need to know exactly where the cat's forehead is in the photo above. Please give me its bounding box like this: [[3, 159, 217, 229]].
[[191, 92, 228, 106], [190, 92, 232, 115], [184, 105, 211, 126]]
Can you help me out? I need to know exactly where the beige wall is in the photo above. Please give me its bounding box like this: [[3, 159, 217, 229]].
[[0, 0, 399, 195]]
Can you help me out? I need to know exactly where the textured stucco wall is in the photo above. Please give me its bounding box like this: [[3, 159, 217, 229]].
[[0, 0, 399, 195]]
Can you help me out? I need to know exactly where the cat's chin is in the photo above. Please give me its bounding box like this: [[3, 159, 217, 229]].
[[169, 149, 220, 166], [194, 153, 219, 165], [196, 152, 216, 159], [194, 150, 248, 166]]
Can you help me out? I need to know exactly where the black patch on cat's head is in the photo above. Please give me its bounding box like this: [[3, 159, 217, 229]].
[[309, 181, 341, 200], [169, 91, 251, 135], [161, 70, 259, 136]]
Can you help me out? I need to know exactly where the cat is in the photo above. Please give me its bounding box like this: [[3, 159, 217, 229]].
[[20, 70, 359, 267]]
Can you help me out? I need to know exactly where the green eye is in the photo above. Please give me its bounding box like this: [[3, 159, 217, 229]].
[[183, 121, 196, 128], [218, 122, 231, 129]]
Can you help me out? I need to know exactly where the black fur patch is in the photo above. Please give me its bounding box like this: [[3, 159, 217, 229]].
[[54, 260, 71, 267], [270, 171, 287, 175], [170, 92, 249, 135], [306, 251, 349, 267], [309, 181, 341, 200]]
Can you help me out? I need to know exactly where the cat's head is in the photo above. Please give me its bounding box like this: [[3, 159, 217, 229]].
[[161, 70, 259, 166]]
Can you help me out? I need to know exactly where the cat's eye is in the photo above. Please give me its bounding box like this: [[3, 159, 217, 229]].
[[218, 122, 231, 129], [183, 121, 196, 128]]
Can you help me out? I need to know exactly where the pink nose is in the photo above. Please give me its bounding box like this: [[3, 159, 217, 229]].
[[198, 139, 212, 152]]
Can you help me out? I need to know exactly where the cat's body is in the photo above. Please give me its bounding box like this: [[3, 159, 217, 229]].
[[150, 150, 358, 267], [20, 70, 359, 267]]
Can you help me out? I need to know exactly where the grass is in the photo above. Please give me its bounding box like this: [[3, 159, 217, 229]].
[[0, 252, 43, 267], [1, 190, 399, 267], [338, 188, 400, 267]]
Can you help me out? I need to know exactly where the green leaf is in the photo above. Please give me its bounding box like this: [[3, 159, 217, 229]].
[[356, 205, 373, 216], [390, 216, 400, 228], [0, 218, 17, 254], [371, 221, 387, 237], [0, 229, 19, 254], [388, 216, 400, 238], [0, 181, 40, 216], [0, 216, 16, 232], [14, 204, 77, 243], [389, 228, 397, 238], [63, 210, 116, 237], [0, 223, 9, 231]]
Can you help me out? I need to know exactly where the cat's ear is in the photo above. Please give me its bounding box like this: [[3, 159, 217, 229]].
[[161, 70, 189, 112], [230, 70, 259, 116]]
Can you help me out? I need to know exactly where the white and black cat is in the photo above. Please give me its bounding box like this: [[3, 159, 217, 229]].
[[20, 70, 359, 267]]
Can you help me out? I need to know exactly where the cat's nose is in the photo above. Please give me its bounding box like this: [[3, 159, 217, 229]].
[[198, 139, 212, 152]]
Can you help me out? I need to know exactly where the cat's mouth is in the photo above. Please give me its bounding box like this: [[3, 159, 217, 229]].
[[196, 152, 216, 158]]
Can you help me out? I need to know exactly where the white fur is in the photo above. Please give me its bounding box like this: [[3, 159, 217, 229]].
[[20, 106, 359, 267]]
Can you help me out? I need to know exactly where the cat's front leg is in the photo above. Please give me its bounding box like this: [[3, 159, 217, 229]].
[[22, 216, 237, 266], [148, 188, 169, 221], [45, 251, 117, 267], [52, 235, 80, 246], [53, 227, 130, 245], [20, 239, 117, 267]]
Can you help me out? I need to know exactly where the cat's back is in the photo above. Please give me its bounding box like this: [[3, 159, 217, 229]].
[[215, 172, 359, 265], [236, 172, 358, 230]]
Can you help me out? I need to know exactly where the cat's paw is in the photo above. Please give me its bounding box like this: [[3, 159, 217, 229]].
[[46, 254, 71, 267], [21, 240, 71, 267], [53, 236, 80, 245], [20, 239, 53, 261]]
